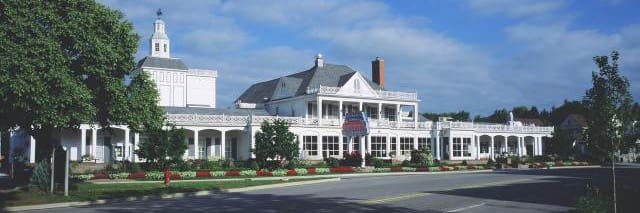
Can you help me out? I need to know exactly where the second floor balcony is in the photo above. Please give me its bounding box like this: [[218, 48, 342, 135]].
[[306, 85, 418, 101]]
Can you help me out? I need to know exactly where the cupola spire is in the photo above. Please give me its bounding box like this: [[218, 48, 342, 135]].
[[150, 8, 170, 58]]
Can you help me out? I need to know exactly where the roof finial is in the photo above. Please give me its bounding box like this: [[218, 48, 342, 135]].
[[156, 8, 163, 19]]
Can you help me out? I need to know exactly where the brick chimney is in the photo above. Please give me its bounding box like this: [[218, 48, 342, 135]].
[[372, 57, 384, 89]]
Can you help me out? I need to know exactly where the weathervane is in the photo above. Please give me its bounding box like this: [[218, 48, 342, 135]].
[[156, 8, 163, 18]]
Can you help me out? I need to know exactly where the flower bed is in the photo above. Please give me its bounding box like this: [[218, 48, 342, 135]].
[[127, 172, 146, 179], [76, 162, 498, 183], [330, 166, 354, 173]]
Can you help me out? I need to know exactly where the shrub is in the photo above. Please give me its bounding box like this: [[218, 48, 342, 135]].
[[455, 166, 467, 170], [401, 167, 416, 172], [315, 168, 330, 174], [240, 170, 257, 177], [401, 160, 412, 167], [428, 167, 440, 172], [286, 159, 303, 169], [29, 160, 50, 191], [373, 168, 391, 173], [248, 160, 260, 170], [371, 158, 384, 168], [72, 174, 94, 181], [545, 162, 555, 167], [294, 168, 308, 176], [271, 169, 288, 176], [574, 186, 610, 213], [461, 160, 468, 166], [109, 173, 130, 179], [179, 171, 196, 179], [210, 171, 225, 177], [324, 157, 341, 168], [341, 152, 363, 167], [146, 172, 164, 180]]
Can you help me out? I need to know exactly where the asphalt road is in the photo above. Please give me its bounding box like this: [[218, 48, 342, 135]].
[[14, 168, 640, 213]]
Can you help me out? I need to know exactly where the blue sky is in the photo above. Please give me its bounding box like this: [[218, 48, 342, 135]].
[[99, 0, 640, 116]]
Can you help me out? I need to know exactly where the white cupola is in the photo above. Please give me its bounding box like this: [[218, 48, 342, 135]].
[[150, 8, 170, 58]]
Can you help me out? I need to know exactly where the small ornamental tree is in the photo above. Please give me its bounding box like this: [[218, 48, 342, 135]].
[[135, 126, 187, 168], [253, 120, 298, 169], [583, 51, 634, 213]]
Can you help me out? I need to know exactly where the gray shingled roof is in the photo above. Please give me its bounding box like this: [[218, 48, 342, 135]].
[[137, 56, 188, 70], [236, 63, 382, 104], [163, 106, 270, 116]]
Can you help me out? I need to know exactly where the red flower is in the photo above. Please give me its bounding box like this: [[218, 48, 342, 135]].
[[256, 170, 272, 176], [170, 172, 181, 180], [391, 166, 402, 172], [127, 172, 146, 179], [287, 170, 297, 176], [555, 162, 564, 167], [225, 170, 240, 176], [330, 166, 354, 173], [439, 166, 450, 171], [415, 167, 428, 172], [196, 170, 211, 177], [93, 173, 109, 179], [307, 168, 316, 174]]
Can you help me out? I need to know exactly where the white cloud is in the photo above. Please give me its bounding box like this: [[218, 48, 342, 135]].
[[465, 0, 566, 17]]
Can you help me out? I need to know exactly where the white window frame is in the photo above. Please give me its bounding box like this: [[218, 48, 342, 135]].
[[399, 137, 413, 155], [304, 136, 318, 156], [371, 136, 387, 157], [322, 136, 339, 158]]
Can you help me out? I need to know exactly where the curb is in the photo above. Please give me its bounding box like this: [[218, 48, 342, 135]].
[[3, 178, 341, 212], [548, 165, 601, 170]]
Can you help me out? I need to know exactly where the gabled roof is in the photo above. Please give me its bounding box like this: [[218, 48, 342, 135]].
[[163, 106, 270, 116], [137, 56, 188, 70], [236, 63, 382, 104]]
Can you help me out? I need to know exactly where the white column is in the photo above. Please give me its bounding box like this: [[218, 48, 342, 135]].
[[29, 136, 36, 163], [250, 129, 257, 159], [317, 134, 323, 159], [338, 135, 343, 157], [517, 137, 522, 157], [298, 134, 304, 159], [366, 135, 372, 154], [378, 103, 383, 120], [338, 100, 343, 126], [396, 104, 400, 121], [193, 130, 199, 160], [220, 131, 226, 159], [124, 128, 130, 161], [503, 138, 507, 154], [435, 132, 441, 160], [359, 136, 365, 167], [448, 135, 453, 160], [348, 137, 353, 153], [317, 97, 323, 126], [134, 133, 139, 162], [80, 128, 86, 158], [385, 135, 391, 158], [413, 136, 418, 151], [395, 136, 400, 158], [414, 104, 418, 129], [91, 128, 97, 159], [475, 136, 480, 160], [490, 136, 495, 160]]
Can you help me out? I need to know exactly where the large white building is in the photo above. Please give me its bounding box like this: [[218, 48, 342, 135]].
[[9, 13, 553, 165]]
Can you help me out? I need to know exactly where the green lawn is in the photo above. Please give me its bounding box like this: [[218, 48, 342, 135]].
[[0, 178, 327, 207]]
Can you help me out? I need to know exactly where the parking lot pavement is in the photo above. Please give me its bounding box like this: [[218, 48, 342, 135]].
[[15, 168, 640, 213]]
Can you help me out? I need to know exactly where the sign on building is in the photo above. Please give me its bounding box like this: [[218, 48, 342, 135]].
[[342, 111, 369, 137]]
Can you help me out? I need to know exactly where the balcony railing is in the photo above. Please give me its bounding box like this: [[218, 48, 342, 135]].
[[166, 114, 553, 133], [306, 85, 418, 101]]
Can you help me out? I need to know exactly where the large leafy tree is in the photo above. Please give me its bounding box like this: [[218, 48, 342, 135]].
[[0, 0, 163, 159], [253, 120, 298, 168], [583, 51, 634, 163], [135, 126, 187, 168]]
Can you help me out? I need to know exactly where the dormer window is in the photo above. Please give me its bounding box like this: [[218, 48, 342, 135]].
[[155, 43, 160, 51]]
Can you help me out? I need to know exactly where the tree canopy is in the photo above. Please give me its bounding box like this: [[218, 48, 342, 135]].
[[0, 0, 164, 156], [253, 120, 298, 168], [583, 51, 634, 162], [135, 126, 187, 167]]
